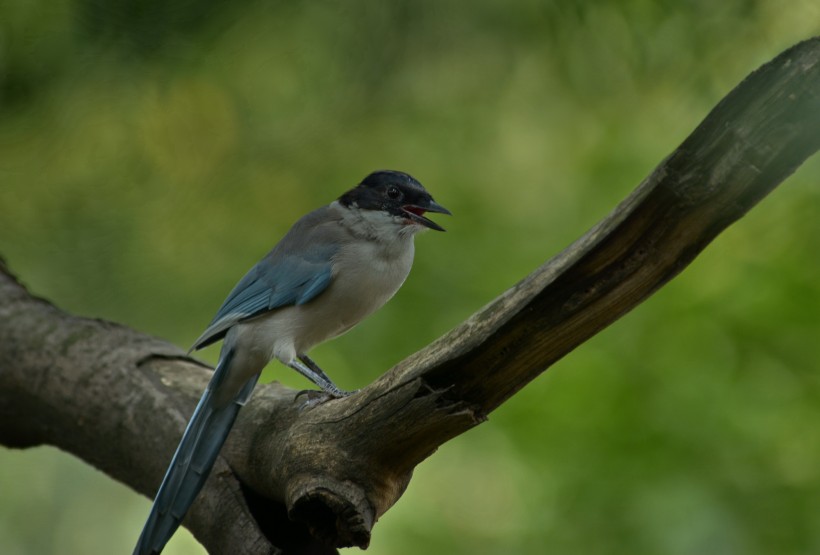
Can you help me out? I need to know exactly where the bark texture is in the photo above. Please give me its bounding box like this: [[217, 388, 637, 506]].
[[1, 38, 818, 554]]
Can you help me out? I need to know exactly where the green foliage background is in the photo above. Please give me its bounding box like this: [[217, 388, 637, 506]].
[[1, 1, 819, 554]]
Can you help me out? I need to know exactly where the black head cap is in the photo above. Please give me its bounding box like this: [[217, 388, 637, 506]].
[[338, 170, 451, 231], [339, 170, 450, 231]]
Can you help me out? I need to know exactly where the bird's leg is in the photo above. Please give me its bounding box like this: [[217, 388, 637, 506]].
[[298, 354, 336, 387], [287, 355, 353, 398]]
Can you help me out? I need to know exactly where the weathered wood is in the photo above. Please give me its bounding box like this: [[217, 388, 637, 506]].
[[1, 38, 818, 554]]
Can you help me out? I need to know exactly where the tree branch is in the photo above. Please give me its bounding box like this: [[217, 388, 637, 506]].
[[1, 38, 818, 554]]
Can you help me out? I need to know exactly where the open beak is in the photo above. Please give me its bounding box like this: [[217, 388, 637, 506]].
[[402, 199, 452, 231]]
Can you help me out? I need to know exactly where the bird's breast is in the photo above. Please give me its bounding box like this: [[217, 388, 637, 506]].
[[325, 236, 415, 329]]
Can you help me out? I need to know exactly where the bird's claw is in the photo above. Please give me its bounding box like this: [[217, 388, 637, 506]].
[[294, 387, 359, 408]]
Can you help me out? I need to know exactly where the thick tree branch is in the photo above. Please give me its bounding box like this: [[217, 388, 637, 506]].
[[1, 38, 818, 554]]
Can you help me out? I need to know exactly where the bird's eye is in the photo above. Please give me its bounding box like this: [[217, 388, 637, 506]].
[[387, 186, 402, 200]]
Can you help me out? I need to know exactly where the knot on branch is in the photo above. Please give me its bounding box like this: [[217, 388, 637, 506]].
[[288, 483, 374, 548]]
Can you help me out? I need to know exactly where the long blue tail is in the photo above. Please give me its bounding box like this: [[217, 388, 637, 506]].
[[133, 348, 260, 555]]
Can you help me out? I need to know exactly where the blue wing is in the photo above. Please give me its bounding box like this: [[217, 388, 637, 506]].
[[190, 213, 340, 351], [135, 248, 331, 551]]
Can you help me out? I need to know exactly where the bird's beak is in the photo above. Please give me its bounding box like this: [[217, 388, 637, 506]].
[[402, 199, 452, 231]]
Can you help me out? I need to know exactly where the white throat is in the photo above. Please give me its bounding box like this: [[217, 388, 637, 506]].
[[334, 200, 425, 243]]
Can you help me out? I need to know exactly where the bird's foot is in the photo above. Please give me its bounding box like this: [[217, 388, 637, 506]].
[[294, 386, 358, 405], [322, 384, 358, 398]]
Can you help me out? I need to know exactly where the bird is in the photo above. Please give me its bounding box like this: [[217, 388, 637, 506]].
[[133, 170, 450, 555]]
